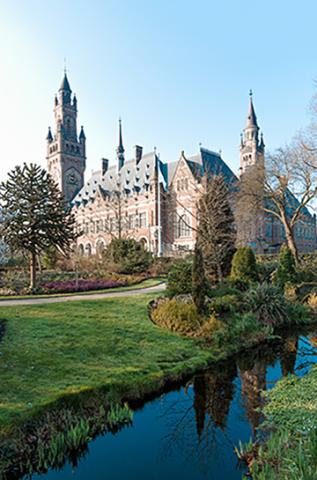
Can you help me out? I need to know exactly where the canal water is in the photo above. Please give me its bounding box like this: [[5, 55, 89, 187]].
[[33, 329, 317, 480]]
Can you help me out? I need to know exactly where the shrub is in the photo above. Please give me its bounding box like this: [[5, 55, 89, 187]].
[[41, 278, 127, 293], [230, 247, 258, 283], [148, 257, 176, 276], [307, 293, 317, 313], [212, 312, 262, 348], [166, 260, 192, 297], [104, 238, 152, 274], [207, 294, 240, 315], [199, 313, 223, 339], [245, 283, 288, 327], [274, 244, 297, 289], [151, 299, 203, 335]]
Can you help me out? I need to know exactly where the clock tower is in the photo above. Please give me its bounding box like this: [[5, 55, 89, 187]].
[[46, 72, 86, 203]]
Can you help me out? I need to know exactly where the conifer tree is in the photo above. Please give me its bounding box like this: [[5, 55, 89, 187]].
[[192, 243, 207, 314], [275, 244, 297, 288], [0, 163, 77, 289], [197, 174, 236, 282]]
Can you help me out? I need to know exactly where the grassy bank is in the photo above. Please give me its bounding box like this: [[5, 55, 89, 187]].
[[0, 293, 212, 437], [243, 362, 317, 479]]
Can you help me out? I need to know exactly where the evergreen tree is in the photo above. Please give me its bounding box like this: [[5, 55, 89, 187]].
[[275, 244, 297, 288], [192, 243, 207, 314], [231, 246, 258, 283], [197, 174, 236, 282], [0, 163, 77, 289]]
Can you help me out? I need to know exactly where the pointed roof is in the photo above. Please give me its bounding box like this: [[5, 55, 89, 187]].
[[46, 127, 53, 142], [246, 90, 258, 128], [117, 118, 125, 154], [59, 73, 72, 92], [79, 125, 86, 140]]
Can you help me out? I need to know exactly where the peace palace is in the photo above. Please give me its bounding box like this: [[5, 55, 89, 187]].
[[46, 73, 317, 256]]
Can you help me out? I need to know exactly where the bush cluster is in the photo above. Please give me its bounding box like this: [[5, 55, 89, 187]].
[[166, 260, 192, 297], [231, 247, 258, 283], [41, 278, 127, 294], [104, 238, 152, 274]]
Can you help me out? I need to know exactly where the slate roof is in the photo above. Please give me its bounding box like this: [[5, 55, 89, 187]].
[[186, 148, 238, 184], [73, 152, 167, 206], [59, 73, 71, 92]]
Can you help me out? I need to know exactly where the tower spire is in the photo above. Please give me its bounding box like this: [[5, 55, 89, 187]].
[[247, 89, 258, 128], [239, 91, 264, 175], [117, 117, 125, 170]]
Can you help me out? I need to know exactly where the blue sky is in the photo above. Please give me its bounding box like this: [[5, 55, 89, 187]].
[[0, 0, 317, 181]]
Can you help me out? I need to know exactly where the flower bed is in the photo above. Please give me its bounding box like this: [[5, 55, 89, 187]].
[[41, 278, 128, 294]]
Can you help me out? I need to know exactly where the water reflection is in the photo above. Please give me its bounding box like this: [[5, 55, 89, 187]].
[[33, 327, 317, 480]]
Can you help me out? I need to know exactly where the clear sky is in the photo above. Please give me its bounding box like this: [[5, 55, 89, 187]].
[[1, 0, 317, 181]]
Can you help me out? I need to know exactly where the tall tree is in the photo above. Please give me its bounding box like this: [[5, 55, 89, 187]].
[[197, 174, 236, 282], [237, 144, 317, 264], [0, 163, 77, 289]]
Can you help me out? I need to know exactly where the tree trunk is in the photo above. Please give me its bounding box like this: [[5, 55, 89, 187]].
[[282, 219, 300, 265], [30, 251, 37, 290]]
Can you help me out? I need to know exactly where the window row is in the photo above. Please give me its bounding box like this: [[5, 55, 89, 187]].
[[80, 212, 148, 234]]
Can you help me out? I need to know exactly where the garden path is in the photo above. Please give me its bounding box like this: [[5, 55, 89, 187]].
[[0, 283, 166, 307]]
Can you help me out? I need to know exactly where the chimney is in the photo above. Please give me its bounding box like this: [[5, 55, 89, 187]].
[[102, 158, 109, 175], [134, 145, 143, 164]]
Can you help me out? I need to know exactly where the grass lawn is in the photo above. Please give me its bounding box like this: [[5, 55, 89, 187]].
[[246, 363, 317, 479], [0, 293, 212, 436], [0, 277, 165, 301]]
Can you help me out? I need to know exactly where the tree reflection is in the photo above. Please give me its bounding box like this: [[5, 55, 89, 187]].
[[280, 336, 298, 376]]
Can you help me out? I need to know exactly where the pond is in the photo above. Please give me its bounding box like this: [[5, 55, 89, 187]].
[[32, 328, 317, 480]]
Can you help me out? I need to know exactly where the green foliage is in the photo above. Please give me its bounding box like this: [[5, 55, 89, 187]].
[[245, 283, 288, 327], [166, 260, 192, 297], [41, 246, 60, 270], [107, 403, 133, 429], [248, 364, 317, 478], [192, 244, 207, 314], [104, 238, 152, 274], [151, 299, 203, 335], [275, 244, 297, 289], [207, 294, 240, 315], [231, 246, 258, 283], [0, 163, 77, 288], [212, 312, 264, 348]]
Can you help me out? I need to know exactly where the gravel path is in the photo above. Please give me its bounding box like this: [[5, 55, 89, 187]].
[[0, 283, 166, 307]]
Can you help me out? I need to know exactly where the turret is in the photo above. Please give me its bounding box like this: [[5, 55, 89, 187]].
[[46, 127, 53, 142], [239, 90, 265, 175]]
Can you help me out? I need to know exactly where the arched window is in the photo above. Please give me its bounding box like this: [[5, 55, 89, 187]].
[[96, 239, 105, 255], [78, 244, 84, 256], [139, 237, 148, 250], [85, 243, 92, 256]]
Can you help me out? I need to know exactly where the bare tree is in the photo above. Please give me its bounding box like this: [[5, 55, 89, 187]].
[[197, 175, 236, 281], [237, 143, 317, 264]]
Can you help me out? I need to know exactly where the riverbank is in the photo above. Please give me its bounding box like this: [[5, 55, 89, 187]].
[[244, 359, 317, 479], [0, 294, 214, 437], [0, 290, 316, 478]]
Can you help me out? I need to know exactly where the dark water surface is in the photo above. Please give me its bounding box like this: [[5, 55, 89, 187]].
[[33, 329, 317, 480]]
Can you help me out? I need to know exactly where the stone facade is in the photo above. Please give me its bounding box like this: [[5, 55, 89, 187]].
[[46, 73, 86, 203], [238, 92, 317, 254], [47, 75, 317, 255]]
